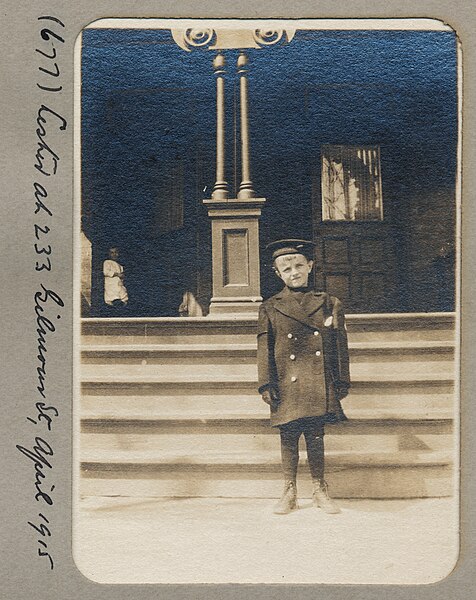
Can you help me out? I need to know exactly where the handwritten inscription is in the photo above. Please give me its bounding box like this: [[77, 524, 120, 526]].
[[28, 513, 54, 571], [16, 15, 67, 572], [35, 105, 67, 177], [17, 436, 55, 506], [36, 16, 65, 92], [34, 285, 65, 403]]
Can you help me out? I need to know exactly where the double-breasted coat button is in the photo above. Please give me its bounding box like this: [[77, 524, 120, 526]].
[[314, 331, 319, 336], [290, 354, 296, 360], [291, 376, 297, 382], [287, 333, 293, 339], [315, 351, 321, 356]]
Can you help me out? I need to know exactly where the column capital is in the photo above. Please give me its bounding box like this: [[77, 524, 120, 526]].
[[213, 51, 226, 73], [237, 51, 249, 72], [172, 27, 295, 52]]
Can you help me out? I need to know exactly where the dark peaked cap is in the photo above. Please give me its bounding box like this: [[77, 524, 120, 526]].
[[266, 239, 316, 261]]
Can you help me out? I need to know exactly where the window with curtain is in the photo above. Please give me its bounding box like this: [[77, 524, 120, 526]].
[[321, 145, 383, 221]]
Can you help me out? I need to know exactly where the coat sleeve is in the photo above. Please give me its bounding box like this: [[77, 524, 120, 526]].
[[257, 303, 277, 394], [330, 296, 351, 392]]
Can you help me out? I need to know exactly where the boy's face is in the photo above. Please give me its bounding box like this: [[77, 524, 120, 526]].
[[109, 247, 119, 260], [274, 253, 313, 289]]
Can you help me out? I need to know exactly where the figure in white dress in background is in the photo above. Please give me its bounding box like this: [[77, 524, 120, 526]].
[[103, 247, 128, 314], [178, 290, 204, 317]]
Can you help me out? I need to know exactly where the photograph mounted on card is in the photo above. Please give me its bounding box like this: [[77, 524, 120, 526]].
[[74, 17, 460, 584]]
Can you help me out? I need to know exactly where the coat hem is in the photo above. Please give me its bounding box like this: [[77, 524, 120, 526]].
[[270, 408, 348, 428]]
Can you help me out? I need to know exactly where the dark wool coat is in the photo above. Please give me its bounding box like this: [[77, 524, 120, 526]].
[[257, 286, 351, 427]]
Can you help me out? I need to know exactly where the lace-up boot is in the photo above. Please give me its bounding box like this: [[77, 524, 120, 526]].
[[312, 479, 341, 514], [273, 481, 298, 514]]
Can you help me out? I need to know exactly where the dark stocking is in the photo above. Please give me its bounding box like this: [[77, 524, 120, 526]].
[[303, 423, 325, 480], [279, 425, 301, 482]]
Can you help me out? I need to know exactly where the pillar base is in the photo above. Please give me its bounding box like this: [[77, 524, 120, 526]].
[[203, 196, 265, 318], [207, 296, 262, 317]]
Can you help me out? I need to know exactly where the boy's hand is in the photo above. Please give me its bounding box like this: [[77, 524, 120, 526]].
[[262, 388, 280, 408], [334, 382, 350, 401]]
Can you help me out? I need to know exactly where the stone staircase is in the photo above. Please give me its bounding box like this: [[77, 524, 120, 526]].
[[79, 313, 457, 499]]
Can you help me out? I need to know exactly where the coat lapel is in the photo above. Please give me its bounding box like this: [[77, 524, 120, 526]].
[[301, 290, 327, 317], [274, 287, 326, 329]]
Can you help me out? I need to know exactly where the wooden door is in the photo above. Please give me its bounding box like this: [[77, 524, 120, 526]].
[[313, 222, 398, 313]]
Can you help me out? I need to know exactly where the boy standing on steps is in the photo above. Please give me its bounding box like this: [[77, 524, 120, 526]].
[[257, 239, 351, 515]]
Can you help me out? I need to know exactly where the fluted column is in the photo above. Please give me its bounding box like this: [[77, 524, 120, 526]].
[[212, 52, 229, 200], [237, 52, 256, 199]]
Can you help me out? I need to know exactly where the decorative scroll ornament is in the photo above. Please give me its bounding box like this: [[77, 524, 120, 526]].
[[172, 28, 216, 51], [172, 27, 295, 51], [253, 29, 296, 47]]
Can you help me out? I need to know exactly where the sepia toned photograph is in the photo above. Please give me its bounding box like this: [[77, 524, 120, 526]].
[[73, 18, 460, 584]]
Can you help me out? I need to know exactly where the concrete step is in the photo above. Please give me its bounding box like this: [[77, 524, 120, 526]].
[[77, 313, 457, 500], [80, 402, 454, 422], [80, 360, 455, 384], [345, 313, 455, 343], [80, 384, 455, 422], [81, 381, 454, 406], [79, 461, 454, 499], [349, 341, 454, 363], [80, 446, 452, 471], [81, 343, 257, 365], [80, 421, 453, 458], [81, 313, 455, 345], [81, 318, 259, 346], [80, 340, 455, 366], [80, 416, 453, 432]]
